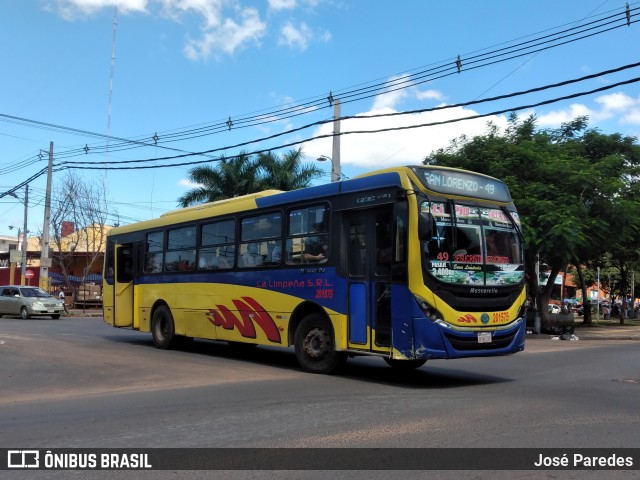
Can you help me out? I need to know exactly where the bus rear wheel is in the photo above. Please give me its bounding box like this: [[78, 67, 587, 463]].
[[384, 358, 427, 370], [294, 314, 346, 374], [152, 305, 176, 350]]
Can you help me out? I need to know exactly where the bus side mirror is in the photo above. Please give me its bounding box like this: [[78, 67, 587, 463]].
[[418, 213, 433, 241]]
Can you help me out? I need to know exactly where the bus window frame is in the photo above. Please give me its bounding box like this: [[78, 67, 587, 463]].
[[239, 211, 283, 269], [285, 203, 330, 265], [164, 225, 197, 272], [144, 230, 165, 274], [199, 218, 236, 270]]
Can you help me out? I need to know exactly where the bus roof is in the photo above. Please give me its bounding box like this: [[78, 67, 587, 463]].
[[107, 165, 511, 236], [108, 169, 406, 235]]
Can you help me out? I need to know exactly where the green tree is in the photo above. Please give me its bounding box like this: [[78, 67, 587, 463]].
[[178, 148, 324, 208], [564, 128, 640, 323], [257, 148, 325, 191], [425, 113, 640, 324], [178, 152, 261, 207]]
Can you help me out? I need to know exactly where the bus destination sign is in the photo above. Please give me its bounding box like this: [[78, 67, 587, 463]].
[[415, 167, 512, 203]]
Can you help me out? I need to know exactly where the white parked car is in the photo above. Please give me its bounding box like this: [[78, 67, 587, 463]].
[[548, 304, 561, 314], [0, 285, 65, 319]]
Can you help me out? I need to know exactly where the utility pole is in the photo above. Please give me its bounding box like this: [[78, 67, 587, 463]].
[[40, 142, 54, 292], [20, 184, 28, 286], [331, 99, 341, 182]]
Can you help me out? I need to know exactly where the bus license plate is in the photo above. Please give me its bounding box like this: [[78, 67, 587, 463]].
[[477, 332, 492, 343]]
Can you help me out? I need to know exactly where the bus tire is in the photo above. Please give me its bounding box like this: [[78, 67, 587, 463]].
[[384, 358, 427, 370], [152, 305, 176, 350], [294, 313, 346, 374]]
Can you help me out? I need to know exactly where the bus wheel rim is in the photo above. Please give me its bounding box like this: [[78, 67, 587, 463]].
[[304, 327, 329, 359]]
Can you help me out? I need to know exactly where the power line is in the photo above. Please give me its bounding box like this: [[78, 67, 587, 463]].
[[1, 4, 637, 167], [54, 61, 640, 168], [2, 60, 639, 199], [47, 73, 640, 173]]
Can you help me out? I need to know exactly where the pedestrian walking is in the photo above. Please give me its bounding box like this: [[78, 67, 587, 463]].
[[59, 290, 69, 315]]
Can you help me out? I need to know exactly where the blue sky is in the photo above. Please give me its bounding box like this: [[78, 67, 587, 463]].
[[1, 0, 639, 237]]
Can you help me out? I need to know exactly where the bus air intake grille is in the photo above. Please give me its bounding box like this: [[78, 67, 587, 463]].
[[443, 331, 516, 351]]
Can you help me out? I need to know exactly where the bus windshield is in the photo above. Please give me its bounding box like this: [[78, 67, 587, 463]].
[[421, 200, 524, 286]]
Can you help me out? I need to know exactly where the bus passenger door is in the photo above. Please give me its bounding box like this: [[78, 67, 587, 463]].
[[346, 208, 393, 354], [114, 243, 135, 327]]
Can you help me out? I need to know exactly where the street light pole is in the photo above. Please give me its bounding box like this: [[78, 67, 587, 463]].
[[331, 98, 341, 182], [316, 98, 342, 183], [317, 155, 338, 182]]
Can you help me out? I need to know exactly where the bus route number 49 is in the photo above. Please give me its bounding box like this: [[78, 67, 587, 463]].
[[477, 332, 492, 343]]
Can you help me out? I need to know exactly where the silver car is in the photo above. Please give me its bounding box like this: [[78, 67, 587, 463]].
[[0, 285, 65, 319]]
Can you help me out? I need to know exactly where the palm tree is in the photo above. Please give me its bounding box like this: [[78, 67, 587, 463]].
[[178, 152, 260, 207], [257, 148, 325, 190], [178, 148, 325, 207]]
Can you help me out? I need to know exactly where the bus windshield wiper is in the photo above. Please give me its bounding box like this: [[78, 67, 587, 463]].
[[501, 206, 524, 243]]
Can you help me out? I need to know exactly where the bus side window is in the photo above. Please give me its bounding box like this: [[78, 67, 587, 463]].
[[145, 252, 162, 273], [285, 238, 301, 264], [240, 242, 264, 268], [145, 231, 164, 273]]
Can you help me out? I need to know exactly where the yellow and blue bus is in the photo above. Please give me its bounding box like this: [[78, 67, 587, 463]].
[[103, 165, 526, 373]]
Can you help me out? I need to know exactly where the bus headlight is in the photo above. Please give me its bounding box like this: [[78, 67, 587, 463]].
[[414, 295, 444, 322]]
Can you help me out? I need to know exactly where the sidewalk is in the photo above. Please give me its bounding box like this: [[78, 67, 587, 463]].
[[527, 318, 640, 341]]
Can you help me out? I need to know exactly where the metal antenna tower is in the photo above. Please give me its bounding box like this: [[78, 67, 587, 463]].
[[105, 3, 118, 191]]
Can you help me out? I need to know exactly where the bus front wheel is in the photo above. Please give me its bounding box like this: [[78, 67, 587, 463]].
[[152, 305, 176, 350], [294, 314, 346, 374]]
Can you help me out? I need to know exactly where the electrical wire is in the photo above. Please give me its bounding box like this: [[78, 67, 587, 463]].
[[54, 61, 640, 169], [1, 4, 637, 165], [46, 73, 640, 173]]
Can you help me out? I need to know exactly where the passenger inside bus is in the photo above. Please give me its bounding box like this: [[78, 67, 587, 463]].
[[303, 225, 328, 263], [199, 248, 231, 269], [268, 242, 281, 264], [242, 242, 264, 267]]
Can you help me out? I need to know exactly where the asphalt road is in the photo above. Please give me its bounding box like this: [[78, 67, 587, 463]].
[[1, 316, 639, 480]]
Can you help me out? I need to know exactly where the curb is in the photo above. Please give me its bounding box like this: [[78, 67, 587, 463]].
[[527, 333, 640, 341]]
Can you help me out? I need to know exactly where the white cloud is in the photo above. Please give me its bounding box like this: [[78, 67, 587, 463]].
[[595, 92, 636, 112], [535, 92, 640, 128], [536, 103, 596, 127], [49, 0, 330, 59], [371, 88, 408, 111], [50, 0, 148, 19], [50, 0, 268, 60], [159, 0, 224, 30], [279, 21, 312, 50], [303, 103, 509, 171], [268, 0, 297, 11], [416, 89, 444, 101], [298, 78, 510, 172], [621, 108, 640, 125], [184, 7, 266, 59]]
